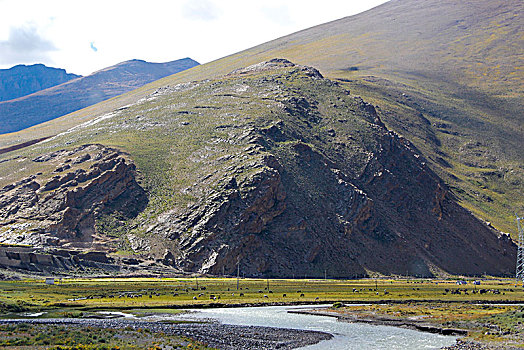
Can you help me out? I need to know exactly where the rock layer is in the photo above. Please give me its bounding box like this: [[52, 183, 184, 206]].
[[0, 144, 146, 250]]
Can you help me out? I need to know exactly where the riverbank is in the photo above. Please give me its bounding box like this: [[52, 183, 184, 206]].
[[0, 318, 332, 350], [292, 303, 524, 349], [289, 308, 468, 336]]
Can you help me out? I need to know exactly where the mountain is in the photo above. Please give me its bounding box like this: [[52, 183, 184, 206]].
[[0, 0, 521, 276], [0, 64, 80, 102], [0, 58, 199, 134], [6, 0, 518, 235], [0, 59, 515, 277]]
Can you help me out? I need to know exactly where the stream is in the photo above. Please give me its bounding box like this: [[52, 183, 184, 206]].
[[180, 305, 458, 349]]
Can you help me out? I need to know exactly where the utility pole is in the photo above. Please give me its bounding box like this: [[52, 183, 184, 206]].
[[236, 258, 240, 290], [515, 214, 524, 287], [324, 269, 327, 280]]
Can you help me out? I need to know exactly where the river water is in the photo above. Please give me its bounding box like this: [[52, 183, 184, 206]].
[[182, 305, 457, 349]]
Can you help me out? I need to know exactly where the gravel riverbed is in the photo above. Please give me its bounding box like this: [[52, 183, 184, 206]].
[[0, 318, 332, 349]]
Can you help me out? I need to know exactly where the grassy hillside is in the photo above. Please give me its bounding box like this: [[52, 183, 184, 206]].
[[0, 0, 522, 236]]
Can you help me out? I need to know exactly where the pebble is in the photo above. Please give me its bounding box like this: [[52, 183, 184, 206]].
[[442, 339, 509, 350]]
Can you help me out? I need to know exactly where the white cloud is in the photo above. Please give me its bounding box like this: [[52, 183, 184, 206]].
[[0, 24, 56, 65], [182, 0, 221, 21]]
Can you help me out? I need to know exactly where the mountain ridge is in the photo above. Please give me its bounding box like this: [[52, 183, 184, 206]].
[[0, 58, 199, 134], [0, 63, 80, 102]]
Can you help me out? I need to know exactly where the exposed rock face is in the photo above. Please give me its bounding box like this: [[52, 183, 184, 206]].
[[170, 155, 287, 273], [228, 58, 324, 79], [0, 145, 147, 250]]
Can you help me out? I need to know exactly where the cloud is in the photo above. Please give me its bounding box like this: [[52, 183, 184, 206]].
[[182, 0, 220, 21], [90, 42, 98, 52], [0, 24, 56, 65]]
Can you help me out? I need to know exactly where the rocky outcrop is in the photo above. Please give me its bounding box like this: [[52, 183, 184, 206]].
[[0, 144, 147, 250], [151, 155, 287, 274], [229, 58, 324, 79]]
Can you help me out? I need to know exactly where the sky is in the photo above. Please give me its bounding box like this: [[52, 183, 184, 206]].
[[0, 0, 389, 76]]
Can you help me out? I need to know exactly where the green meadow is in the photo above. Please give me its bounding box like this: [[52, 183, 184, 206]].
[[1, 277, 522, 314]]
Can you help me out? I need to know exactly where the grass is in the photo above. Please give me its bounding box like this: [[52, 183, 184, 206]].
[[0, 323, 214, 349], [0, 277, 523, 314]]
